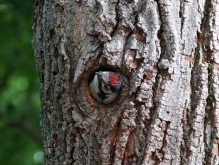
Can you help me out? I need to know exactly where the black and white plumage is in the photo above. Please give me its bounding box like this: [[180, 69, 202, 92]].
[[89, 71, 122, 104]]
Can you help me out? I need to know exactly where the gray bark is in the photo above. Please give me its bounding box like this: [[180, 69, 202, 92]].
[[32, 0, 219, 164]]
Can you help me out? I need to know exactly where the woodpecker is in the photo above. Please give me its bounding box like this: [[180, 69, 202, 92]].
[[89, 71, 122, 104]]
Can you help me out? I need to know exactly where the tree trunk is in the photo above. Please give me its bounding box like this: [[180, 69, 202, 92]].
[[32, 0, 219, 164]]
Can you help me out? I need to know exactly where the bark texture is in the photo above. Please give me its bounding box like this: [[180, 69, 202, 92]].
[[32, 0, 219, 164]]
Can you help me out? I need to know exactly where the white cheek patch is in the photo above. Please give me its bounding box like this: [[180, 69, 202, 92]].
[[102, 72, 109, 84]]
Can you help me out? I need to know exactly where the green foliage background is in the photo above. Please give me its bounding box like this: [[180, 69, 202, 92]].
[[0, 0, 43, 164]]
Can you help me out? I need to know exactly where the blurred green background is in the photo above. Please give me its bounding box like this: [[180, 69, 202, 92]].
[[0, 0, 43, 164]]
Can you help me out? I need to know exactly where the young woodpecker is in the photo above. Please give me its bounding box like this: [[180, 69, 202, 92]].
[[89, 71, 122, 104]]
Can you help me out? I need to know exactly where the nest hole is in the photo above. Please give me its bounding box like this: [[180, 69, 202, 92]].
[[76, 66, 130, 116]]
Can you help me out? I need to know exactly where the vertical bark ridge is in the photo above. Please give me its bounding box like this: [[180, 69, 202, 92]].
[[142, 0, 206, 164], [142, 1, 184, 164], [183, 58, 208, 164], [179, 0, 208, 165], [113, 102, 137, 164], [204, 0, 219, 164], [122, 1, 161, 164]]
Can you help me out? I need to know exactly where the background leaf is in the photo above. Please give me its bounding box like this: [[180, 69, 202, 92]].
[[0, 0, 42, 164]]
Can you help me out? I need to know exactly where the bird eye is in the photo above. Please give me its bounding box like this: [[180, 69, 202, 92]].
[[104, 84, 110, 90]]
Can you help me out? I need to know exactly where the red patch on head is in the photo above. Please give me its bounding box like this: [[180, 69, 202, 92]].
[[109, 73, 119, 86]]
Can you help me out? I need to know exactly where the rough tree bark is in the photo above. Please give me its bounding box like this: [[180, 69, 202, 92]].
[[32, 0, 219, 164]]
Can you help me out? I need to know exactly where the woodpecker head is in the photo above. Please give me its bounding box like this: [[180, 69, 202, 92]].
[[89, 71, 122, 104]]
